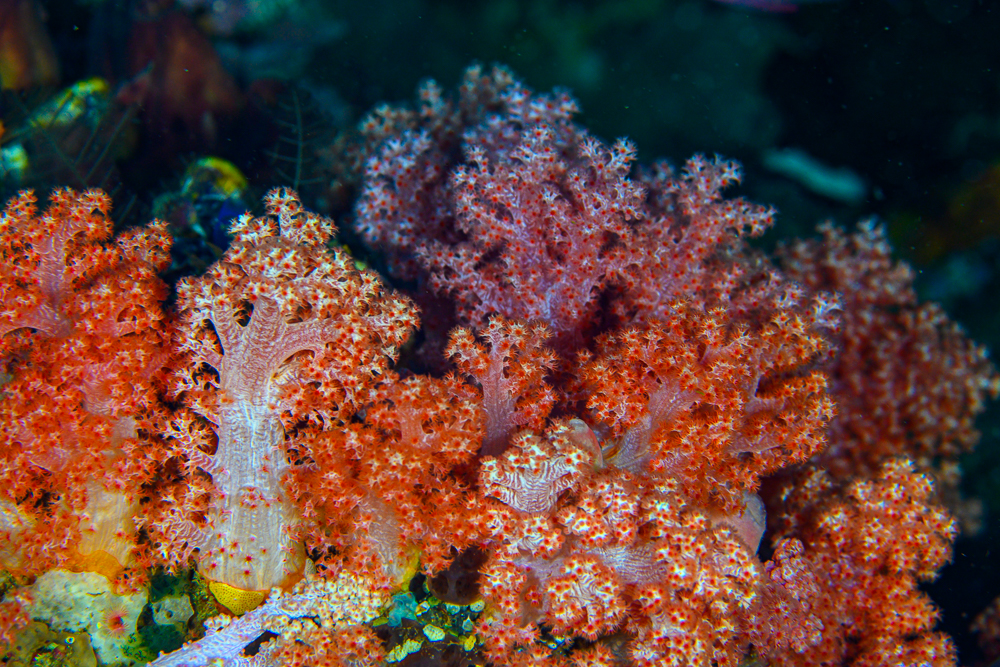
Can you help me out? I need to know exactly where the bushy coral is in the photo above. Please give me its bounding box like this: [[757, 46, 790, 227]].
[[153, 189, 419, 596], [0, 189, 173, 582], [0, 65, 996, 667]]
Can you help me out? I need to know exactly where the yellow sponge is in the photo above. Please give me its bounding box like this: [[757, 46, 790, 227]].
[[208, 581, 266, 615]]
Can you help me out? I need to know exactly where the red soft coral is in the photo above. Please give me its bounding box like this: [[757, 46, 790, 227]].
[[447, 315, 558, 455], [781, 220, 1000, 479], [0, 189, 174, 581], [575, 298, 834, 511], [162, 188, 419, 595], [758, 459, 958, 667]]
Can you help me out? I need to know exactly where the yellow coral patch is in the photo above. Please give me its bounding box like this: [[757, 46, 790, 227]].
[[391, 547, 422, 590], [71, 549, 125, 583], [422, 624, 445, 641], [386, 638, 422, 663], [208, 581, 266, 615]]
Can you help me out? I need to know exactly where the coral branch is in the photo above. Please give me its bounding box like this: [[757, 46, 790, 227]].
[[161, 189, 418, 598]]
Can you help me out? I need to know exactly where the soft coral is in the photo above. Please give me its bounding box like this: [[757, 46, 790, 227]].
[[0, 188, 173, 580]]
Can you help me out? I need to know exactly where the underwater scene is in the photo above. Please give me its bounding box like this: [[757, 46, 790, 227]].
[[2, 0, 1000, 665]]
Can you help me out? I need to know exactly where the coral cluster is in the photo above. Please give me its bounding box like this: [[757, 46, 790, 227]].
[[0, 189, 173, 582], [151, 189, 418, 603], [0, 65, 997, 667]]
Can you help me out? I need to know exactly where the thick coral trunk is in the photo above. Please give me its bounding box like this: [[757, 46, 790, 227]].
[[199, 401, 304, 598]]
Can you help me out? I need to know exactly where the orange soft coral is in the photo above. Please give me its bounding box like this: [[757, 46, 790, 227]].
[[161, 189, 418, 598], [475, 421, 762, 667], [285, 372, 484, 586], [575, 298, 834, 511], [469, 295, 836, 665], [0, 188, 173, 580], [447, 315, 558, 456], [757, 459, 958, 666]]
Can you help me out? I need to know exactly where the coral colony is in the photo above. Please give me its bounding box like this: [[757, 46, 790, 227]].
[[0, 65, 997, 666]]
